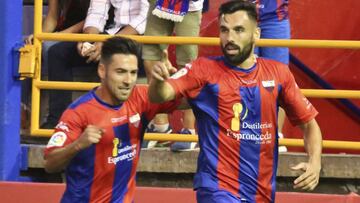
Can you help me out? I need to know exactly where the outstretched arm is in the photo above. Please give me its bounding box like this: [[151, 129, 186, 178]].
[[291, 118, 322, 191]]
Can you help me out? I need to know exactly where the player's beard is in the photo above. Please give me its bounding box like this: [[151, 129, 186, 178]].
[[222, 40, 254, 66]]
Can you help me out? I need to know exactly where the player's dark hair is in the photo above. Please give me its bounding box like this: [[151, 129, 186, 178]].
[[219, 0, 257, 22], [101, 36, 141, 64]]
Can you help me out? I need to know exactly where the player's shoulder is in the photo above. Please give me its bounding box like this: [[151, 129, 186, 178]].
[[257, 57, 290, 75], [68, 90, 95, 110], [186, 56, 224, 74], [127, 84, 149, 103], [130, 84, 148, 96], [258, 57, 287, 68], [60, 90, 97, 122]]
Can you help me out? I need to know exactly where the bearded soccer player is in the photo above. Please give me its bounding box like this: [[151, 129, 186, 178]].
[[148, 1, 322, 203], [44, 36, 181, 203]]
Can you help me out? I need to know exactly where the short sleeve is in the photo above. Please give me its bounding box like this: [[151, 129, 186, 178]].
[[44, 109, 84, 157], [279, 68, 318, 125], [167, 58, 206, 99]]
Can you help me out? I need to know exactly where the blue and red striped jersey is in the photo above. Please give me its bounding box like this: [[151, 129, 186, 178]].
[[45, 85, 180, 203], [252, 0, 289, 21], [167, 57, 318, 202]]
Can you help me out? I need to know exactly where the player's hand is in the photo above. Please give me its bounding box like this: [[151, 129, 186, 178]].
[[151, 50, 177, 81], [291, 162, 321, 191], [161, 50, 177, 73], [75, 125, 105, 150]]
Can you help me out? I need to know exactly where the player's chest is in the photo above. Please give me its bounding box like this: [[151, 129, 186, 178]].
[[86, 106, 144, 144], [200, 73, 280, 113], [212, 72, 278, 98]]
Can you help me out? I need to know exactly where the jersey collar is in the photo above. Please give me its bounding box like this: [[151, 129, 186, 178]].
[[91, 87, 123, 110], [221, 56, 257, 73]]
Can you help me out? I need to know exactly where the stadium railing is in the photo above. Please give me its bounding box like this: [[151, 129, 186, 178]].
[[25, 0, 360, 150]]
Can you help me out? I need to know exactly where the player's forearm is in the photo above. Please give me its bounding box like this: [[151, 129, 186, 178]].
[[44, 141, 81, 173], [149, 80, 176, 103], [301, 119, 322, 166]]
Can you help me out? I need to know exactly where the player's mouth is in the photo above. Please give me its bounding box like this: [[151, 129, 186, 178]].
[[118, 87, 131, 94], [225, 44, 240, 55]]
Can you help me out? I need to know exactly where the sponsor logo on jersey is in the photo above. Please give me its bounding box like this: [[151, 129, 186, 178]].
[[47, 132, 67, 148], [111, 116, 127, 123], [230, 102, 248, 131], [55, 121, 69, 132], [228, 102, 273, 144], [242, 121, 272, 130], [170, 68, 188, 79], [226, 129, 272, 145], [108, 138, 137, 165]]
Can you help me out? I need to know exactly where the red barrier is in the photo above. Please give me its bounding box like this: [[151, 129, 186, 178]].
[[1, 181, 359, 203]]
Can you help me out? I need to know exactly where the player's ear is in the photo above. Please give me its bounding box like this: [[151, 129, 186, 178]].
[[254, 26, 261, 41], [98, 63, 106, 80]]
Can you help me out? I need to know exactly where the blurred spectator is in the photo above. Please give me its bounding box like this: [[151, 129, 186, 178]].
[[252, 0, 290, 64], [22, 0, 90, 132], [142, 0, 204, 150], [25, 0, 90, 75], [41, 0, 149, 129]]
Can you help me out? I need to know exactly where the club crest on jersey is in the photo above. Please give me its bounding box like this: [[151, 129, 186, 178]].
[[230, 102, 248, 132], [46, 132, 67, 148], [170, 67, 188, 79], [129, 113, 140, 127], [262, 80, 275, 92]]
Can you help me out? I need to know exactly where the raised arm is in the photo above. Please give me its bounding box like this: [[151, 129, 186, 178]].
[[148, 62, 177, 103], [291, 118, 322, 191], [148, 50, 178, 103]]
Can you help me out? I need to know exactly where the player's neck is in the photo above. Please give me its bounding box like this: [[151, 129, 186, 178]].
[[95, 86, 121, 106], [236, 54, 257, 69]]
